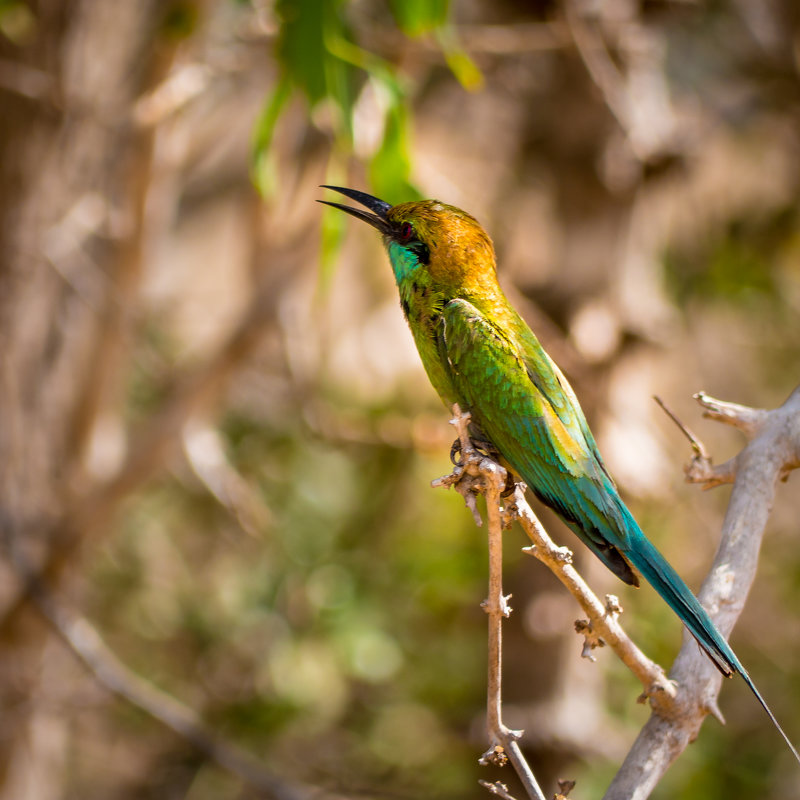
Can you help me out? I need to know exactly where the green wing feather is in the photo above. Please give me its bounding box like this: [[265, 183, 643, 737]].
[[437, 298, 638, 585]]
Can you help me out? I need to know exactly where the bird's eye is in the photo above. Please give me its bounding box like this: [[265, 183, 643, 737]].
[[398, 222, 415, 242]]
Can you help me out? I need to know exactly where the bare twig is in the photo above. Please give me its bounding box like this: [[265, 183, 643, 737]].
[[434, 405, 677, 796], [182, 417, 273, 537], [694, 391, 769, 436], [653, 395, 709, 460], [483, 450, 546, 800], [134, 63, 213, 128], [0, 57, 56, 103], [509, 490, 675, 711], [370, 21, 570, 56], [436, 406, 546, 800], [564, 0, 679, 164], [564, 2, 633, 150], [0, 257, 289, 635], [478, 778, 521, 800], [654, 395, 736, 489]]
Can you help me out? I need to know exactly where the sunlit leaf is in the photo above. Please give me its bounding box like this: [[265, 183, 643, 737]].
[[369, 109, 416, 202], [275, 0, 354, 141], [388, 0, 449, 37], [368, 80, 421, 203], [250, 76, 291, 198], [0, 0, 35, 44], [318, 197, 347, 291], [442, 45, 483, 91]]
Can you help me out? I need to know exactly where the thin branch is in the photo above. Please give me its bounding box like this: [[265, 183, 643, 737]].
[[0, 256, 289, 635], [564, 0, 679, 165], [433, 406, 678, 797], [134, 63, 213, 128], [694, 390, 769, 436], [478, 779, 521, 800], [0, 57, 57, 103], [483, 449, 546, 800], [508, 489, 676, 712], [370, 21, 570, 56], [436, 406, 546, 800], [182, 417, 273, 537], [654, 395, 735, 489], [564, 1, 633, 147], [23, 569, 347, 800], [435, 405, 676, 707], [653, 395, 709, 460]]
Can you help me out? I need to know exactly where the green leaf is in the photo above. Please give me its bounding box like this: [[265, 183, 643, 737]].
[[318, 195, 347, 292], [275, 0, 354, 141], [388, 0, 449, 37], [250, 77, 292, 198], [0, 0, 35, 45], [436, 28, 483, 91], [441, 45, 483, 91], [368, 93, 420, 203]]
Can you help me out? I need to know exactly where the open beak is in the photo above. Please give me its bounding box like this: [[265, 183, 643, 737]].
[[318, 185, 393, 235]]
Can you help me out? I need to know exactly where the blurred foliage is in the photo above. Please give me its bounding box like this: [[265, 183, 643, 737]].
[[3, 1, 800, 799], [160, 1, 203, 40], [252, 0, 480, 282], [0, 0, 35, 45], [663, 207, 797, 305]]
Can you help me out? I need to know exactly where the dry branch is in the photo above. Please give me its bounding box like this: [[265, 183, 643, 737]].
[[434, 407, 546, 800], [434, 406, 680, 799], [604, 385, 800, 799]]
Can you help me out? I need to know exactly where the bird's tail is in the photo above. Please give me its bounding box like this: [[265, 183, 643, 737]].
[[629, 531, 800, 766], [629, 532, 737, 676], [740, 667, 800, 765]]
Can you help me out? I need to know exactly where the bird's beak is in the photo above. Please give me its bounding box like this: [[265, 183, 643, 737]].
[[318, 185, 393, 235]]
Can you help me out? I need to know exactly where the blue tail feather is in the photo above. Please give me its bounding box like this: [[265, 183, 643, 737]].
[[627, 531, 738, 677], [626, 525, 800, 766]]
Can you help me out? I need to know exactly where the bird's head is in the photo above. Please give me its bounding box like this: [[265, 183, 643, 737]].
[[319, 186, 497, 294]]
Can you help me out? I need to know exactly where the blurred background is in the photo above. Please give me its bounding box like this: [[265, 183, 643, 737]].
[[1, 1, 800, 798]]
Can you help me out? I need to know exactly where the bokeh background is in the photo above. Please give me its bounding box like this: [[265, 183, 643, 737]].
[[1, 1, 800, 798]]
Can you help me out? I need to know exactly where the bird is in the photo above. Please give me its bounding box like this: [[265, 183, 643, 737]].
[[318, 185, 799, 763]]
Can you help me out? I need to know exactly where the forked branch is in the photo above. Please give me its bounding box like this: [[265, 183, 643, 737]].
[[604, 385, 800, 799]]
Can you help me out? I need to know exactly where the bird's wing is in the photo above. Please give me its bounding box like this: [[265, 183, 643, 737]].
[[517, 325, 616, 487], [438, 298, 637, 584]]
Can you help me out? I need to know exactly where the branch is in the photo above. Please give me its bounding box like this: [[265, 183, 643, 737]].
[[509, 491, 676, 713], [434, 406, 546, 800], [655, 394, 736, 489], [21, 565, 346, 800], [604, 385, 800, 798], [564, 0, 680, 166]]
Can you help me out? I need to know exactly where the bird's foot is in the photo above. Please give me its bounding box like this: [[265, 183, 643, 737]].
[[449, 436, 518, 496]]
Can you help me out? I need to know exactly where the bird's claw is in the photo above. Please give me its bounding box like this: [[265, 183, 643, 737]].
[[449, 437, 464, 466]]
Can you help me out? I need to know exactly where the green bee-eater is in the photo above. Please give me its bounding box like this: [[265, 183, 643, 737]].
[[319, 185, 798, 762]]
